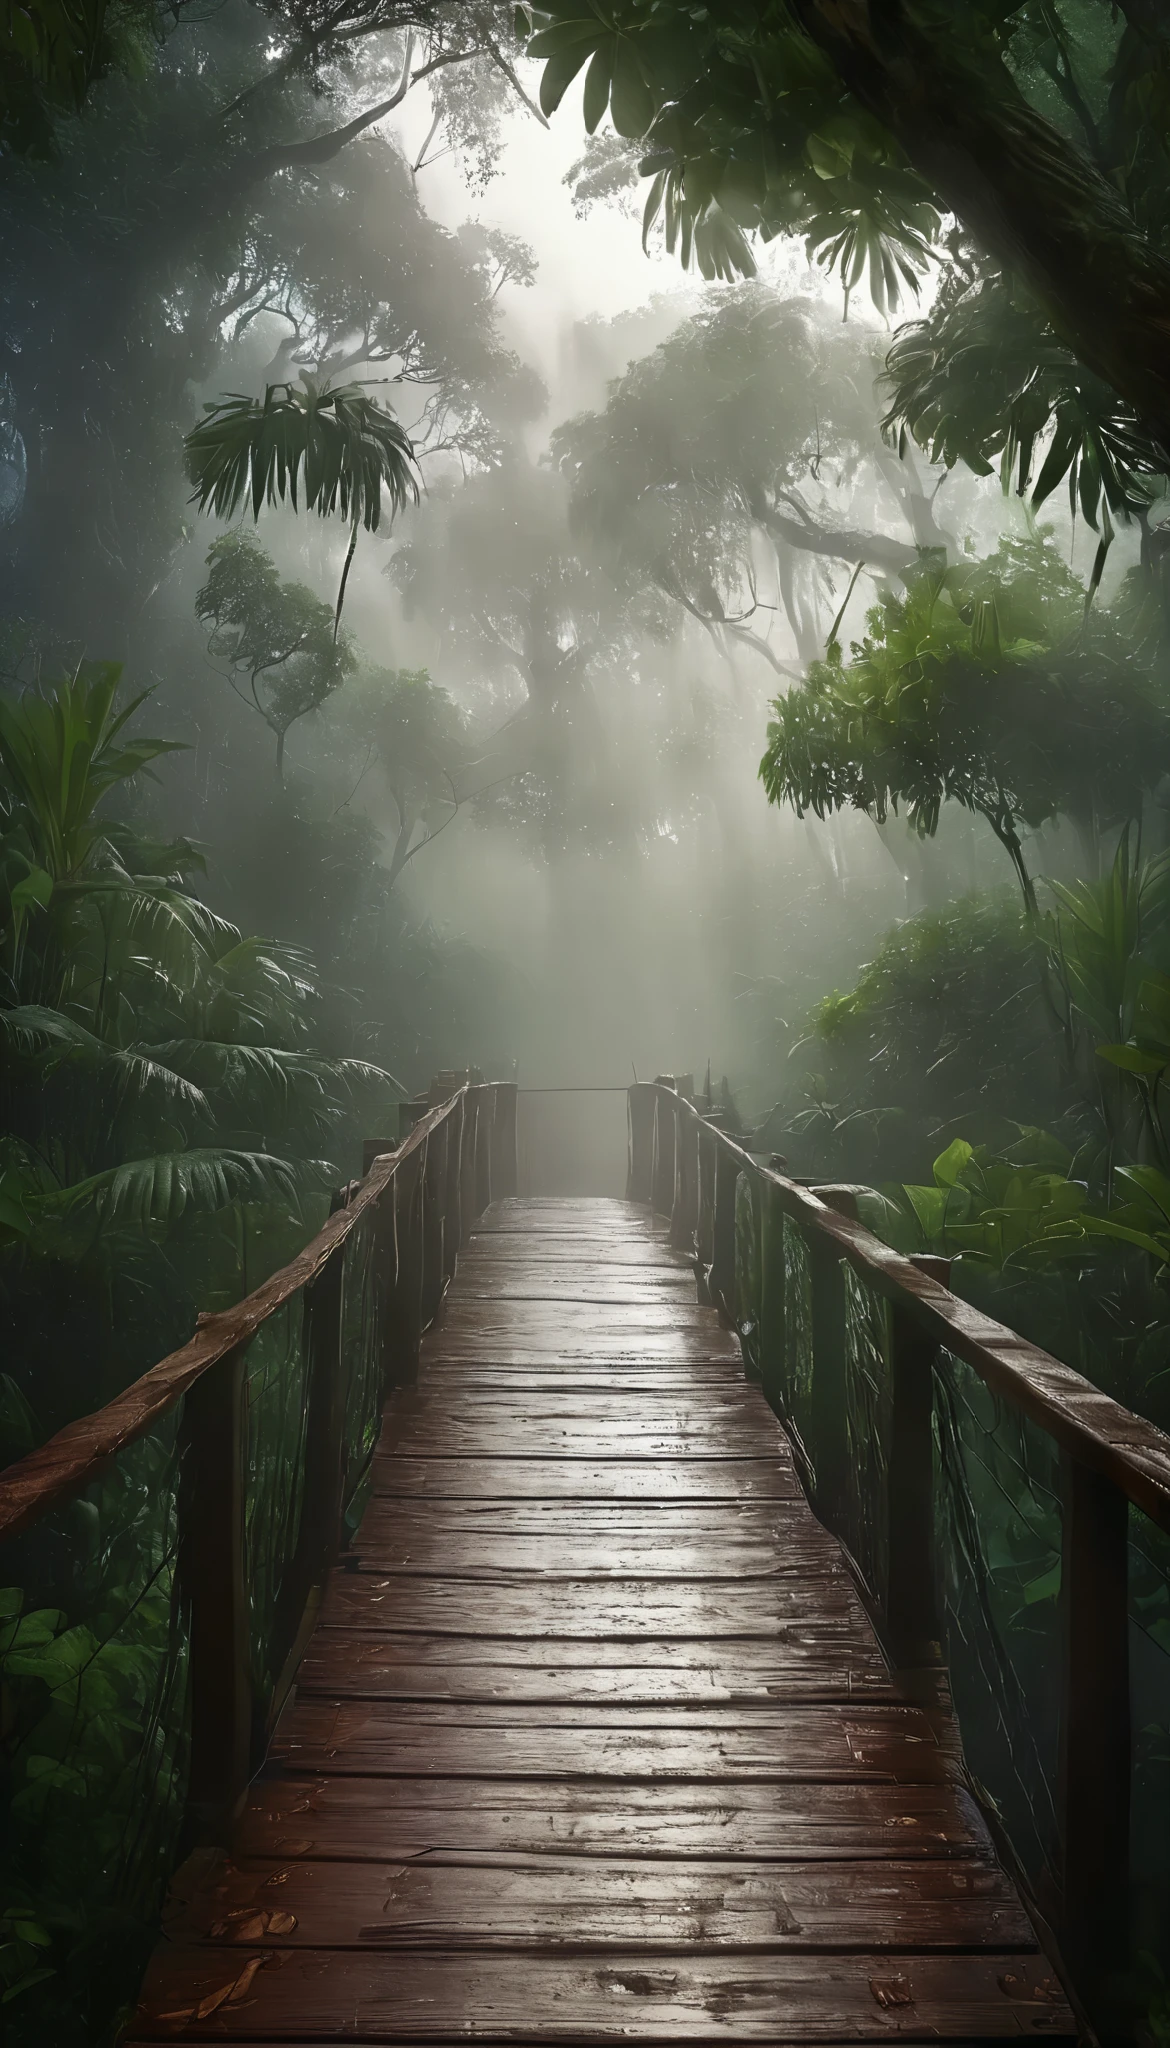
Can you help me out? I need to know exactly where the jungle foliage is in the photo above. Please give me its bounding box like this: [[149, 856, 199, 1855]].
[[528, 0, 1170, 592]]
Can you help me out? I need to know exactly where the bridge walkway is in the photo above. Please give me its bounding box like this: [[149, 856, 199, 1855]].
[[132, 1197, 1074, 2043]]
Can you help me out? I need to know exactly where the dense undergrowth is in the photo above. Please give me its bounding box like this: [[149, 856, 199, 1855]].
[[0, 664, 401, 2036], [773, 834, 1170, 1433]]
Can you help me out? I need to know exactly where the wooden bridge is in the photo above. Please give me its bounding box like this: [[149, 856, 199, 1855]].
[[4, 1078, 1169, 2043]]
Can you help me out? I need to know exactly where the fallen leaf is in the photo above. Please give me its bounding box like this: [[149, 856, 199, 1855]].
[[195, 1981, 235, 2019], [226, 1955, 271, 2004], [225, 1913, 269, 1942], [267, 1911, 298, 1936], [870, 1975, 914, 2009]]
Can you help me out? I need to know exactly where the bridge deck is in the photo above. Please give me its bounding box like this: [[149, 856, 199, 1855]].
[[134, 1198, 1075, 2043]]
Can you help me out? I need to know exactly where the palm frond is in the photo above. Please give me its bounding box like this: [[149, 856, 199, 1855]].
[[185, 380, 420, 534], [0, 1005, 210, 1119], [44, 1147, 311, 1231]]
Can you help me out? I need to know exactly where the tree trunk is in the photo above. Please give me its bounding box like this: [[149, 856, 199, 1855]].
[[754, 495, 922, 581], [792, 0, 1170, 456]]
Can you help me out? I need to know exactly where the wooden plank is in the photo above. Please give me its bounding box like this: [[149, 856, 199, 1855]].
[[234, 1774, 994, 1862], [351, 1499, 822, 1538], [415, 1366, 748, 1387], [451, 1277, 699, 1301], [132, 1946, 1074, 2039], [269, 1701, 948, 1782], [386, 1388, 769, 1413], [317, 1572, 865, 1638], [349, 1503, 836, 1577], [293, 1629, 897, 1703], [458, 1242, 690, 1266], [160, 1850, 1038, 1953], [380, 1423, 787, 1459], [435, 1305, 736, 1337], [369, 1458, 801, 1500]]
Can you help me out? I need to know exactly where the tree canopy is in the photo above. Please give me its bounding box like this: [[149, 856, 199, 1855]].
[[526, 0, 1170, 568], [760, 537, 1170, 907]]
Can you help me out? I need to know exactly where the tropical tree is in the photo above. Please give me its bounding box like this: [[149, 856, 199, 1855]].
[[759, 540, 1170, 910], [0, 662, 399, 1423], [524, 0, 1170, 634], [196, 533, 356, 779], [350, 666, 470, 887], [0, 0, 145, 155], [389, 457, 644, 850], [0, 7, 536, 645], [553, 285, 949, 673], [523, 1, 1170, 454], [186, 377, 419, 633]]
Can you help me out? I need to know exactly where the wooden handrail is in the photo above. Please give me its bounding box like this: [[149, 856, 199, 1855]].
[[633, 1078, 1147, 2025], [0, 1073, 516, 1847], [636, 1081, 1170, 1531], [0, 1086, 510, 1542]]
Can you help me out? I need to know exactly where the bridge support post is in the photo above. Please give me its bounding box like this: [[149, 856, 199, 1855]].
[[710, 1147, 739, 1321], [460, 1092, 479, 1244], [671, 1109, 698, 1255], [651, 1081, 676, 1218], [886, 1292, 942, 1667], [491, 1082, 518, 1198], [178, 1344, 252, 1842], [419, 1120, 446, 1322], [1059, 1456, 1130, 2032], [695, 1120, 719, 1299], [265, 1241, 349, 1738], [758, 1182, 787, 1413], [474, 1090, 492, 1214], [390, 1150, 425, 1377], [627, 1084, 656, 1203]]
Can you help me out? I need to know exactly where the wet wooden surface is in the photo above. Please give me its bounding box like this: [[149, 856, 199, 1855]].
[[132, 1198, 1073, 2043]]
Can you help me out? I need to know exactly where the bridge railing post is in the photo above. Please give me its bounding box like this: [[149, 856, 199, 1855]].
[[709, 1145, 739, 1321], [1058, 1456, 1130, 2025], [696, 1118, 719, 1300], [422, 1124, 447, 1322], [627, 1083, 656, 1204], [671, 1100, 699, 1256], [460, 1091, 479, 1244], [806, 1187, 865, 1532], [491, 1082, 518, 1198], [389, 1148, 424, 1378], [177, 1343, 251, 1841], [474, 1089, 492, 1214], [758, 1178, 787, 1412], [651, 1079, 677, 1218], [886, 1260, 947, 1667]]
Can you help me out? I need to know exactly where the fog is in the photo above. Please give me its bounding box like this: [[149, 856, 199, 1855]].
[[2, 19, 1147, 1145], [133, 74, 1056, 1116]]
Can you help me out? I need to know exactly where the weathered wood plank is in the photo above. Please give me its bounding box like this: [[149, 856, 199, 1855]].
[[134, 1946, 1073, 2039], [318, 1572, 865, 1638], [160, 1851, 1037, 1953], [235, 1774, 995, 1862], [269, 1701, 948, 1782], [349, 1502, 836, 1577], [293, 1628, 897, 1702], [369, 1458, 801, 1500], [381, 1423, 788, 1459]]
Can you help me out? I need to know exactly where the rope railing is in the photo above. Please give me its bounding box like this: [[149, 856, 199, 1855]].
[[631, 1076, 1170, 2032], [0, 1077, 516, 2042]]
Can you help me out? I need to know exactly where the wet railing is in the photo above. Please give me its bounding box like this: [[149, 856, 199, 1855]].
[[631, 1077, 1170, 2035], [0, 1078, 516, 2044]]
